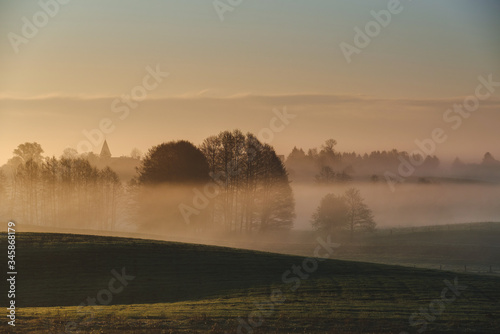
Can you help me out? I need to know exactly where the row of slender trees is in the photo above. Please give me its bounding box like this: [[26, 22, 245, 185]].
[[0, 170, 7, 219], [1, 143, 121, 229]]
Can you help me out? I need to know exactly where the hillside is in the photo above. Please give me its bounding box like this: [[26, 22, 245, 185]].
[[3, 232, 500, 333]]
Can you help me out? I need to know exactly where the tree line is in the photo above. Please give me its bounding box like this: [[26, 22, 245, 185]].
[[286, 139, 440, 183], [0, 142, 121, 229], [1, 134, 383, 238]]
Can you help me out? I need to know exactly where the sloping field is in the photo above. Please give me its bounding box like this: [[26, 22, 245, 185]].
[[2, 232, 500, 333]]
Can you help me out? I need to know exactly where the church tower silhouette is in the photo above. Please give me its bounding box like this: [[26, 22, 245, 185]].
[[100, 140, 112, 159]]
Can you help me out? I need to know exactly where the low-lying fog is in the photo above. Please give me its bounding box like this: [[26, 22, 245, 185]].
[[293, 182, 500, 230], [8, 181, 500, 249]]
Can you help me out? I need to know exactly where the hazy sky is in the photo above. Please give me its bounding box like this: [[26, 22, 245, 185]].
[[1, 0, 499, 165]]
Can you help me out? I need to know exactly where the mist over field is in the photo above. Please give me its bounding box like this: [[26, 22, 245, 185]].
[[293, 183, 500, 230], [128, 182, 500, 234], [128, 181, 500, 237], [4, 168, 500, 241]]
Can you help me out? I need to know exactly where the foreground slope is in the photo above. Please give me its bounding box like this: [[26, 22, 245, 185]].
[[3, 232, 500, 333]]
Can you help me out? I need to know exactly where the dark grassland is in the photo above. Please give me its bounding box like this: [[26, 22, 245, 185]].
[[1, 232, 500, 333]]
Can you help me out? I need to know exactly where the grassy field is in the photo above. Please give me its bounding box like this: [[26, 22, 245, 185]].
[[14, 222, 500, 274], [321, 223, 500, 273], [214, 222, 500, 274], [2, 232, 500, 333]]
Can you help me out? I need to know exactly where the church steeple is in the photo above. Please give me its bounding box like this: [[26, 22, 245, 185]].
[[100, 140, 112, 159]]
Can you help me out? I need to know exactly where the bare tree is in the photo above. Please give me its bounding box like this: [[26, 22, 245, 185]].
[[100, 167, 121, 230], [255, 144, 295, 231], [11, 143, 44, 224], [200, 130, 295, 233], [344, 188, 376, 241], [0, 170, 8, 220], [200, 135, 222, 228], [41, 157, 59, 225]]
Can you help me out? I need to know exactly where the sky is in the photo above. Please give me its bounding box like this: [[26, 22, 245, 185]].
[[1, 0, 499, 165]]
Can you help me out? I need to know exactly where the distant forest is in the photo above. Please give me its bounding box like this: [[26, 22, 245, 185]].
[[285, 139, 500, 184]]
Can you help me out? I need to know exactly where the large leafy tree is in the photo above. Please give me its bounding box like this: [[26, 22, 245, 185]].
[[137, 140, 209, 185]]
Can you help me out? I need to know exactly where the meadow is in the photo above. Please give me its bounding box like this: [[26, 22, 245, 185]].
[[2, 229, 500, 333]]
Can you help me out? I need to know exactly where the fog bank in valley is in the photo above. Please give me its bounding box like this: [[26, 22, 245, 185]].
[[293, 182, 500, 230]]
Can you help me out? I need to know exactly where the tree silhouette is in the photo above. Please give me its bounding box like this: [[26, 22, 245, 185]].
[[256, 144, 295, 231], [61, 148, 79, 160], [344, 188, 376, 240], [13, 142, 44, 163], [6, 143, 122, 229], [99, 166, 122, 229], [482, 152, 500, 166], [137, 140, 209, 185], [312, 188, 375, 240], [200, 130, 295, 232], [0, 170, 7, 220], [318, 139, 339, 166], [285, 140, 442, 182], [9, 143, 44, 224], [315, 166, 336, 184], [311, 193, 348, 233]]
